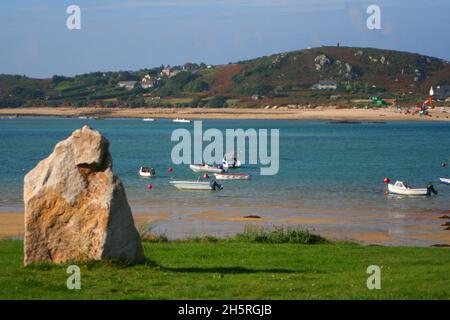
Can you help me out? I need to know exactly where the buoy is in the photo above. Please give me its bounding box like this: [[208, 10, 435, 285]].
[[168, 167, 174, 172], [147, 184, 153, 190], [383, 177, 390, 184]]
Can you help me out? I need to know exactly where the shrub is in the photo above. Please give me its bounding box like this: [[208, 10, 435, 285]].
[[234, 225, 329, 244]]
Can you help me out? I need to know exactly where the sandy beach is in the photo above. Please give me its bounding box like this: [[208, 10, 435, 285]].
[[2, 211, 449, 246], [1, 106, 449, 121]]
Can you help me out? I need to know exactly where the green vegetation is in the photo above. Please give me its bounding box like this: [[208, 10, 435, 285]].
[[234, 225, 329, 244], [1, 232, 449, 299], [1, 46, 449, 109]]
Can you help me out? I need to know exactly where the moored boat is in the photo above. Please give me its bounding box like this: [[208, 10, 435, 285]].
[[222, 153, 241, 169], [190, 164, 225, 173], [170, 178, 223, 191], [169, 181, 212, 190], [439, 177, 450, 185], [387, 181, 437, 196], [173, 118, 191, 123], [139, 167, 156, 177], [143, 118, 155, 122], [214, 173, 251, 180]]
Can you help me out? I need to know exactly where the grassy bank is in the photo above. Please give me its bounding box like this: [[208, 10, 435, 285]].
[[0, 237, 449, 300]]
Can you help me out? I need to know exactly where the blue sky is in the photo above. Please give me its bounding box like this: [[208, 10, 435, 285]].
[[0, 0, 449, 78]]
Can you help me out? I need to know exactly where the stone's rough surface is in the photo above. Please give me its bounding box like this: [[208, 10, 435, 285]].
[[24, 125, 144, 265]]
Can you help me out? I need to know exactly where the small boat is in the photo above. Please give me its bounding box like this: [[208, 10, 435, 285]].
[[214, 173, 251, 180], [439, 178, 450, 185], [223, 159, 241, 169], [388, 181, 437, 196], [190, 164, 225, 174], [139, 167, 156, 177], [222, 153, 241, 169], [170, 178, 223, 191], [143, 118, 155, 122], [78, 116, 88, 120], [169, 181, 213, 191], [173, 118, 191, 123]]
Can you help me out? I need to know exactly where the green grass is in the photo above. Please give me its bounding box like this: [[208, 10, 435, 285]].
[[0, 239, 449, 300]]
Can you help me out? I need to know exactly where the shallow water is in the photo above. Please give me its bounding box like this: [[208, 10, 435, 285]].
[[0, 117, 449, 245]]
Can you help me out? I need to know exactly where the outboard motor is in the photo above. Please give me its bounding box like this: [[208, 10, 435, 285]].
[[210, 179, 223, 191], [427, 184, 438, 195]]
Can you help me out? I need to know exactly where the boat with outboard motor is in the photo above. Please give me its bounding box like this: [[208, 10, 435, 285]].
[[170, 175, 223, 191], [388, 180, 437, 196]]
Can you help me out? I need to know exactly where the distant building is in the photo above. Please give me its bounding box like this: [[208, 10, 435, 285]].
[[117, 81, 137, 90], [434, 85, 450, 99], [159, 68, 181, 78], [312, 80, 338, 90], [141, 75, 157, 89]]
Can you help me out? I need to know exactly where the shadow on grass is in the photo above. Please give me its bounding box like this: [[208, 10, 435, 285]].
[[25, 258, 300, 275], [144, 257, 302, 274]]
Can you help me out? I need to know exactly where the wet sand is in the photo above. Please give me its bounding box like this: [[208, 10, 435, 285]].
[[1, 107, 449, 121], [2, 209, 449, 247]]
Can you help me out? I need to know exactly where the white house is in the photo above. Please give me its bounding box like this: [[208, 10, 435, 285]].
[[117, 81, 137, 90], [159, 68, 181, 78], [141, 75, 157, 89], [312, 80, 338, 90]]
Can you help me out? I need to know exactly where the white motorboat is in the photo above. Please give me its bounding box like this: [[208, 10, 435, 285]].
[[139, 167, 156, 177], [223, 159, 241, 169], [143, 118, 155, 122], [214, 173, 251, 180], [222, 153, 241, 169], [170, 177, 223, 191], [173, 118, 191, 123], [387, 181, 437, 196], [169, 181, 213, 190], [439, 178, 450, 185], [189, 164, 225, 174]]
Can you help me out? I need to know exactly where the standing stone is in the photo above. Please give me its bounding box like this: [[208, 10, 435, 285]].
[[24, 126, 144, 265]]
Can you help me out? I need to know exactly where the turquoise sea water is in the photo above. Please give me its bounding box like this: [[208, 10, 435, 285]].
[[0, 117, 449, 245]]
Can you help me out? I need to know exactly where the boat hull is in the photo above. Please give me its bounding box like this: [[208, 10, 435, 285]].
[[139, 172, 153, 177], [139, 167, 155, 177], [190, 165, 224, 173], [214, 173, 251, 180], [439, 178, 450, 185], [170, 181, 212, 190], [388, 184, 429, 196]]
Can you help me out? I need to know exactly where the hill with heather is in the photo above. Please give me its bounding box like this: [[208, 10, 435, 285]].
[[1, 46, 449, 108]]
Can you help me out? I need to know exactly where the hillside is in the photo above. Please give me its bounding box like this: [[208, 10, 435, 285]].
[[1, 46, 449, 109]]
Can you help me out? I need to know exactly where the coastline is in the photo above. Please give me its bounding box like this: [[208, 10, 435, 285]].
[[2, 211, 449, 246], [1, 106, 449, 121]]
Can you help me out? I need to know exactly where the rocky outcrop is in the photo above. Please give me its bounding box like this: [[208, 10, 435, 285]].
[[24, 126, 144, 265], [314, 54, 331, 71]]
